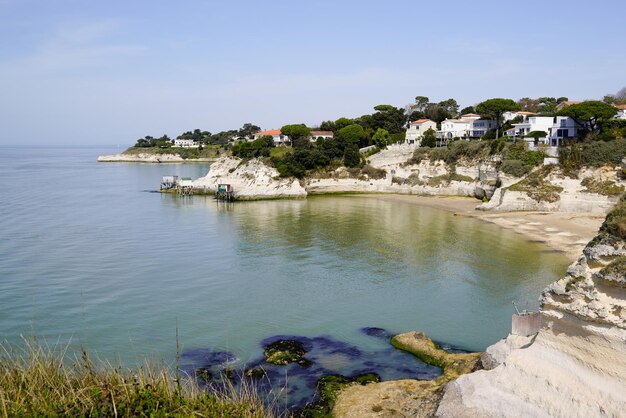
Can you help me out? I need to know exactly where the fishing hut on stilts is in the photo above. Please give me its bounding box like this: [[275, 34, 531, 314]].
[[216, 183, 234, 201]]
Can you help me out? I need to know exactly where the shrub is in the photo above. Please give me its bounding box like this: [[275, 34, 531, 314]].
[[501, 160, 531, 177], [360, 164, 387, 179], [507, 165, 564, 202], [599, 194, 626, 239], [580, 178, 625, 196], [560, 139, 626, 169]]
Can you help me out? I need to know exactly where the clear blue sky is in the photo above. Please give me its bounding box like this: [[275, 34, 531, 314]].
[[1, 0, 625, 145]]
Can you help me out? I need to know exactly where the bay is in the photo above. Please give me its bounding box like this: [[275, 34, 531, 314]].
[[0, 146, 569, 370]]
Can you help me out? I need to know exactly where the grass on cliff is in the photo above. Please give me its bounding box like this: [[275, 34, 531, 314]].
[[506, 165, 564, 203], [406, 140, 544, 177], [0, 338, 280, 418], [599, 193, 626, 239]]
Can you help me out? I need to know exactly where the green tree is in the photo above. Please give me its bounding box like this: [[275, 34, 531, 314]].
[[460, 106, 476, 115], [238, 123, 261, 138], [557, 101, 618, 135], [319, 120, 336, 132], [343, 144, 361, 168], [476, 98, 521, 139], [280, 124, 311, 146], [337, 124, 367, 145], [334, 117, 353, 130], [372, 128, 391, 149], [420, 128, 437, 147]]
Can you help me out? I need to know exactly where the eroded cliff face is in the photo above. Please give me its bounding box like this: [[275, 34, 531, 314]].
[[191, 146, 624, 218], [437, 196, 626, 418], [192, 157, 306, 199], [479, 166, 624, 213]]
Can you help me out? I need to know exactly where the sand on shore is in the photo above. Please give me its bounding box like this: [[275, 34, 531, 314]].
[[363, 194, 605, 262]]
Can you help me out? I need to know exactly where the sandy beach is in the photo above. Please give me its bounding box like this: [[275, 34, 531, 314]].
[[365, 194, 606, 262]]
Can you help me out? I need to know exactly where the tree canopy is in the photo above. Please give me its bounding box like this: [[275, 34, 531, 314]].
[[557, 101, 619, 134], [476, 98, 520, 138], [372, 128, 390, 149], [280, 124, 311, 145]]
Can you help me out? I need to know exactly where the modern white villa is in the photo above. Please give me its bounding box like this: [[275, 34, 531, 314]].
[[549, 116, 580, 146], [438, 114, 496, 140], [512, 116, 554, 143], [616, 104, 626, 120], [405, 119, 436, 144]]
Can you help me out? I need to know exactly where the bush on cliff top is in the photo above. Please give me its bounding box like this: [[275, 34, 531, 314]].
[[599, 193, 626, 239]]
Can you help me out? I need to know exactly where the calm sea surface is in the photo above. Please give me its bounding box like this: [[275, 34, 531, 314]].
[[0, 147, 569, 368]]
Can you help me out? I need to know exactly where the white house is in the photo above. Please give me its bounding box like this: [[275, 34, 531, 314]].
[[309, 131, 334, 141], [468, 118, 497, 138], [615, 104, 626, 120], [439, 118, 472, 139], [512, 116, 554, 143], [253, 129, 290, 146], [405, 119, 437, 144], [548, 116, 579, 146], [173, 139, 199, 148], [439, 114, 496, 140]]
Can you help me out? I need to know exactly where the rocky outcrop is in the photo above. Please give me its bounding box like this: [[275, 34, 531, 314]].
[[97, 153, 215, 163], [196, 145, 502, 200], [333, 332, 481, 418], [192, 157, 306, 199], [479, 166, 624, 213], [436, 195, 626, 418]]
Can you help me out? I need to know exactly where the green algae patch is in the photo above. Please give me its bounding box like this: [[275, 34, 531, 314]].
[[263, 339, 310, 366], [297, 373, 381, 418], [391, 331, 482, 384]]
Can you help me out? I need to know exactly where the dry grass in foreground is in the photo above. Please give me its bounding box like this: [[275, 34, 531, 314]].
[[0, 338, 282, 418]]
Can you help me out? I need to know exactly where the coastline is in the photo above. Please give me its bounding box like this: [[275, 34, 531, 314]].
[[359, 194, 604, 262], [97, 153, 218, 163]]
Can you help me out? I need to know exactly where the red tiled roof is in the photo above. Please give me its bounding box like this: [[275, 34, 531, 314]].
[[461, 113, 481, 117], [410, 119, 433, 124], [310, 131, 333, 135], [614, 104, 626, 110], [255, 129, 282, 136]]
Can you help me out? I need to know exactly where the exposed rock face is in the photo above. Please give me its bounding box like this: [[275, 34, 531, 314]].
[[97, 153, 215, 163], [436, 196, 626, 418], [192, 157, 306, 199], [479, 166, 624, 213], [333, 331, 481, 418]]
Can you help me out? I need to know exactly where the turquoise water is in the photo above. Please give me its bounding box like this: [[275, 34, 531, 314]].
[[0, 147, 569, 370]]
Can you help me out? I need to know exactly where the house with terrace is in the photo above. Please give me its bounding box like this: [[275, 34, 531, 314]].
[[512, 116, 554, 143], [439, 114, 497, 140], [548, 116, 580, 146], [405, 119, 437, 144], [253, 129, 290, 146]]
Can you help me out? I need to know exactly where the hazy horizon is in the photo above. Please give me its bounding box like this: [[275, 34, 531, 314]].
[[1, 0, 625, 146]]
